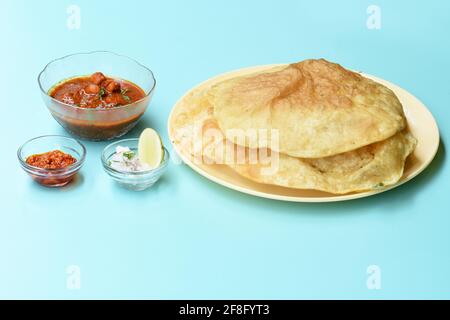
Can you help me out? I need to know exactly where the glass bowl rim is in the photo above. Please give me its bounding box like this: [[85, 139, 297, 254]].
[[17, 134, 87, 174], [101, 138, 170, 176], [37, 50, 157, 112]]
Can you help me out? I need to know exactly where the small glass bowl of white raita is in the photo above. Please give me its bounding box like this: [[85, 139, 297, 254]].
[[101, 130, 169, 191]]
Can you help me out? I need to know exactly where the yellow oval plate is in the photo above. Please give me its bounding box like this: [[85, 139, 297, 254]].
[[168, 65, 440, 202]]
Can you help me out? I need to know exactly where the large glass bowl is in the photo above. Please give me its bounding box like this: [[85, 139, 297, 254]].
[[38, 51, 156, 141]]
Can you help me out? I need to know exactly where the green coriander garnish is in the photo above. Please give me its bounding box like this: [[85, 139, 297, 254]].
[[98, 87, 105, 98], [109, 160, 120, 165], [121, 88, 131, 102], [122, 150, 135, 160]]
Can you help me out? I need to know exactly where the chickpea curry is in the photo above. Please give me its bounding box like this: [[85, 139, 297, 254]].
[[50, 72, 146, 109]]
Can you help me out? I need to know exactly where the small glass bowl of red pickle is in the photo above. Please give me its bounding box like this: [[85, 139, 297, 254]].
[[18, 135, 86, 187]]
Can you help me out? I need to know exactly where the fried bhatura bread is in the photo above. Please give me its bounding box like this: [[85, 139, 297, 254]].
[[230, 132, 416, 194], [170, 86, 416, 194], [209, 59, 406, 158]]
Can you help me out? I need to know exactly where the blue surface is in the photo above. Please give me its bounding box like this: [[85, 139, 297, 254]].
[[1, 0, 449, 299]]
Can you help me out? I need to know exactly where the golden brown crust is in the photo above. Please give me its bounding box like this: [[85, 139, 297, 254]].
[[170, 84, 416, 194], [230, 131, 417, 194], [210, 59, 406, 158]]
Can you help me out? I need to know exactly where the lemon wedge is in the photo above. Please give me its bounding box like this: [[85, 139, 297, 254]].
[[138, 128, 164, 169]]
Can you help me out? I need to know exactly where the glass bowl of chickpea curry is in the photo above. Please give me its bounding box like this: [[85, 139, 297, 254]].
[[38, 51, 156, 141]]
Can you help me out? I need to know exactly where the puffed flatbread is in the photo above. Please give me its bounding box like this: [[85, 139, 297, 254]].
[[170, 86, 416, 194], [209, 59, 407, 158]]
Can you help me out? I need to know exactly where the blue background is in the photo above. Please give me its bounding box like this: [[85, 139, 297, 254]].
[[1, 0, 449, 299]]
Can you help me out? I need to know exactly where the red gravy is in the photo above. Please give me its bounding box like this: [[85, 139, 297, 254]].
[[47, 72, 148, 140], [49, 72, 146, 109]]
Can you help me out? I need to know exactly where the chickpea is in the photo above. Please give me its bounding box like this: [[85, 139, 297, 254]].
[[104, 95, 114, 103], [106, 80, 120, 93], [104, 95, 120, 107], [90, 72, 106, 85], [85, 83, 100, 94]]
